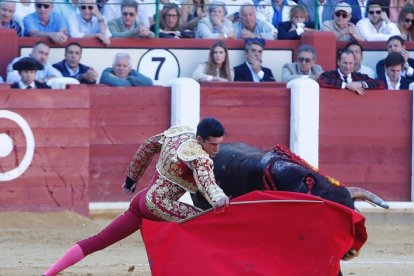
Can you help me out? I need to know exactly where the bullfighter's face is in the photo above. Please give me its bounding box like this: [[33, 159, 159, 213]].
[[197, 136, 224, 158]]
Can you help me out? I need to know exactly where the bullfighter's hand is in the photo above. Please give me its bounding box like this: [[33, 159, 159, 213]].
[[214, 195, 230, 210], [342, 248, 359, 260], [122, 181, 137, 195]]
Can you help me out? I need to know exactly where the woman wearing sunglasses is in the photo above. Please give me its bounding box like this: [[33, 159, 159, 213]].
[[321, 3, 365, 42], [397, 3, 414, 41]]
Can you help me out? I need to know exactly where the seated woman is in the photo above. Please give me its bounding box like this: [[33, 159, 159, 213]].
[[180, 0, 208, 31], [100, 52, 153, 86], [397, 4, 414, 41], [196, 1, 235, 38], [192, 41, 233, 82], [150, 4, 184, 38], [277, 5, 314, 40], [390, 0, 413, 23]]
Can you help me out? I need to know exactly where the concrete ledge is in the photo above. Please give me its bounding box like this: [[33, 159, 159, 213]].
[[89, 201, 414, 216]]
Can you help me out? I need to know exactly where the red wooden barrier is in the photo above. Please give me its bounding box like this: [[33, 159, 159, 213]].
[[0, 87, 90, 215], [89, 86, 171, 201], [1, 84, 412, 215], [319, 89, 412, 201], [200, 83, 291, 148]]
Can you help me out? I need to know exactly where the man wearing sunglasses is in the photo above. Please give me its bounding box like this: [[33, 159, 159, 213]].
[[108, 0, 154, 38], [23, 0, 68, 44], [321, 3, 364, 42], [282, 44, 323, 82], [356, 0, 400, 41], [67, 0, 111, 46]]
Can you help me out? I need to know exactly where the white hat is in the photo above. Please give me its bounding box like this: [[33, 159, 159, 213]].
[[335, 3, 352, 14]]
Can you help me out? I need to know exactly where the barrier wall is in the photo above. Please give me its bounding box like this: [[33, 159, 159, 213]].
[[89, 86, 171, 201], [319, 89, 413, 201], [1, 83, 412, 216], [0, 86, 90, 215]]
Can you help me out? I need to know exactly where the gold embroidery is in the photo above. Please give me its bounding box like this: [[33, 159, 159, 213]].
[[145, 176, 203, 221], [177, 139, 209, 162], [164, 125, 195, 137]]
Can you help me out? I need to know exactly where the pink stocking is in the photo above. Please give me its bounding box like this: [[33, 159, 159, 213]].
[[43, 244, 84, 276]]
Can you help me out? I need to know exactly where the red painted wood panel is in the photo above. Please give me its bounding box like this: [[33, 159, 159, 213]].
[[319, 89, 412, 201], [200, 86, 291, 149], [88, 86, 170, 201], [0, 89, 90, 215]]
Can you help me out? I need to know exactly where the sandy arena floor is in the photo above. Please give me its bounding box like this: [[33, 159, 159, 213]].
[[0, 209, 413, 276]]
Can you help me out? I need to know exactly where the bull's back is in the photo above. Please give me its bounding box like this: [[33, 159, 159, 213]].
[[213, 143, 266, 197]]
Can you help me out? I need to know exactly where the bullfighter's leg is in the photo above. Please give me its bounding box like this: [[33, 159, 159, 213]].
[[43, 189, 160, 276]]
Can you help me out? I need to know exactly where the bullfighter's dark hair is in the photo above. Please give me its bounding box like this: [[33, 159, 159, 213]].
[[196, 117, 225, 140]]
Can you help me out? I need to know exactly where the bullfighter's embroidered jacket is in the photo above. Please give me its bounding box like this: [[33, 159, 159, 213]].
[[126, 126, 226, 221]]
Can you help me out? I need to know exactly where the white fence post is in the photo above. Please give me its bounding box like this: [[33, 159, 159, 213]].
[[169, 78, 200, 130], [287, 77, 320, 168]]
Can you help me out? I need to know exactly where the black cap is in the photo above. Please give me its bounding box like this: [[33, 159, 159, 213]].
[[13, 57, 44, 71]]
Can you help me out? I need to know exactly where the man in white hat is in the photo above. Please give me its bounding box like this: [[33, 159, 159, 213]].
[[321, 3, 365, 42]]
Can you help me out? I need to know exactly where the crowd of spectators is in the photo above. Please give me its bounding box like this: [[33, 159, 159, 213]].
[[1, 0, 414, 90]]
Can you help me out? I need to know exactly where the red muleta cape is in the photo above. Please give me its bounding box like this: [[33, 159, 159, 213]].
[[142, 191, 367, 276]]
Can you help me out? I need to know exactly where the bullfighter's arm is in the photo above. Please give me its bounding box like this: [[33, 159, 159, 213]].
[[191, 156, 228, 207], [125, 133, 163, 184]]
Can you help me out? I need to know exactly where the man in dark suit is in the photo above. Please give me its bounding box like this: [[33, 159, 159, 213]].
[[317, 50, 385, 95], [11, 57, 51, 89], [376, 35, 414, 82], [380, 52, 412, 90], [234, 39, 275, 82], [52, 42, 98, 84]]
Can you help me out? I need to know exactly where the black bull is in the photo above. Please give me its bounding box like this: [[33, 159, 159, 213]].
[[191, 143, 389, 211]]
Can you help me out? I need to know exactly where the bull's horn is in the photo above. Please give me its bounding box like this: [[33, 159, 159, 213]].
[[347, 187, 390, 209]]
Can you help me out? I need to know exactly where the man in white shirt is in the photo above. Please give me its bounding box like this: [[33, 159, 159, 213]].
[[6, 41, 62, 84], [356, 0, 400, 41], [67, 0, 111, 45], [345, 42, 376, 78], [381, 52, 412, 90]]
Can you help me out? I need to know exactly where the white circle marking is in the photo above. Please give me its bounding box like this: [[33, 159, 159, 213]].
[[0, 110, 35, 181]]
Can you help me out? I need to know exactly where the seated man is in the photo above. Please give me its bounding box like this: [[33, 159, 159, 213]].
[[7, 41, 62, 84], [67, 0, 111, 45], [376, 35, 414, 81], [317, 50, 385, 95], [100, 52, 153, 86], [379, 52, 412, 90], [52, 42, 98, 84], [321, 3, 365, 42], [356, 0, 400, 41], [10, 57, 51, 89], [0, 1, 23, 36], [108, 0, 154, 38], [234, 39, 275, 82], [232, 4, 275, 40], [345, 42, 376, 78], [23, 0, 68, 44], [282, 45, 323, 82]]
